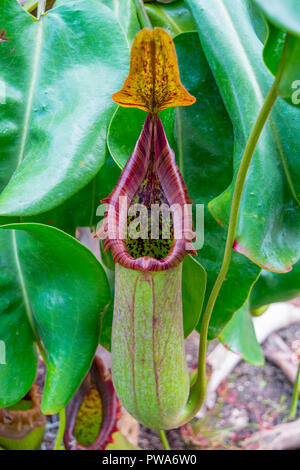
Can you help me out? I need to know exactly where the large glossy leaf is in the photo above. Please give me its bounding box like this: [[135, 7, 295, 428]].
[[0, 0, 136, 217], [0, 223, 110, 413], [252, 0, 300, 36], [144, 0, 196, 37], [187, 0, 300, 273], [219, 301, 264, 366], [0, 151, 121, 237], [250, 260, 300, 312], [107, 31, 260, 338]]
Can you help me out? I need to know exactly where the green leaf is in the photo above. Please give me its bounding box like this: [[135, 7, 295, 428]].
[[277, 35, 300, 107], [0, 0, 136, 216], [0, 152, 121, 237], [187, 0, 300, 273], [99, 298, 114, 352], [250, 260, 300, 312], [0, 235, 38, 407], [26, 154, 121, 235], [0, 223, 110, 413], [144, 0, 196, 37], [262, 23, 286, 77], [98, 247, 115, 352], [182, 255, 206, 338], [253, 2, 300, 110], [107, 31, 260, 338], [252, 0, 300, 36], [262, 23, 300, 108], [219, 301, 264, 366]]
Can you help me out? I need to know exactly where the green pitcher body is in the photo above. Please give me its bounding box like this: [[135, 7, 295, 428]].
[[111, 263, 189, 430]]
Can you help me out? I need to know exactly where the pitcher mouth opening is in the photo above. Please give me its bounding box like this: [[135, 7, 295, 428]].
[[95, 114, 196, 272]]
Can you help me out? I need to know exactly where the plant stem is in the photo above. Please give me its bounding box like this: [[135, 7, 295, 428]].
[[159, 430, 171, 450], [54, 408, 66, 450], [134, 0, 152, 30], [289, 362, 300, 420], [179, 46, 290, 425]]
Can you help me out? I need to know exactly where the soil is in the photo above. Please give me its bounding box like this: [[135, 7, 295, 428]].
[[40, 321, 300, 450]]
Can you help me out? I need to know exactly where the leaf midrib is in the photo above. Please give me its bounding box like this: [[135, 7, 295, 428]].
[[11, 230, 38, 342], [17, 17, 44, 169]]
